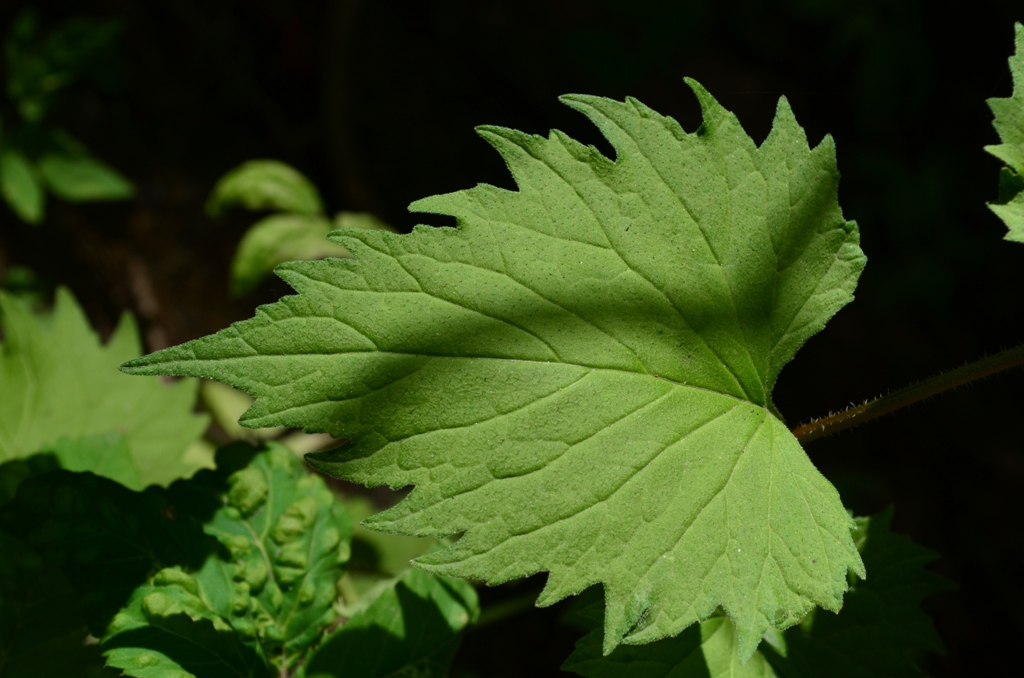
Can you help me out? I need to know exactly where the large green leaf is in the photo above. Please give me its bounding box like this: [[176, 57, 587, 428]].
[[37, 153, 135, 202], [122, 81, 866, 659], [300, 567, 478, 678], [987, 22, 1024, 242], [0, 150, 43, 223], [0, 531, 104, 678], [565, 510, 948, 677], [206, 160, 322, 217], [0, 288, 210, 489]]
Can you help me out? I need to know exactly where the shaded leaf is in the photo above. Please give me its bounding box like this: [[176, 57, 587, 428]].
[[0, 150, 43, 223], [300, 568, 478, 678], [0, 288, 210, 489], [37, 153, 134, 202], [123, 81, 865, 659], [0, 531, 103, 678], [206, 160, 322, 217]]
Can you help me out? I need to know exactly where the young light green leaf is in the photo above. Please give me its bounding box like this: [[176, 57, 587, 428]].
[[206, 160, 322, 217], [193, 444, 352, 673], [0, 531, 104, 678], [0, 288, 210, 489], [230, 214, 350, 297], [37, 153, 135, 202], [102, 565, 271, 678], [986, 22, 1024, 242], [299, 567, 479, 678], [565, 509, 947, 678], [0, 149, 43, 223], [122, 81, 866, 659]]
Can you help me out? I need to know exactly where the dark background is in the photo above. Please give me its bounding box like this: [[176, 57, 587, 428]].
[[1, 0, 1021, 675]]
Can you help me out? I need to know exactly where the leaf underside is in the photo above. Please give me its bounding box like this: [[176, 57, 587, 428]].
[[565, 509, 949, 677], [987, 22, 1024, 242], [0, 288, 210, 489], [123, 80, 866, 660]]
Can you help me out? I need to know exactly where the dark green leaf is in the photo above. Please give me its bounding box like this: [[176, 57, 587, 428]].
[[300, 568, 479, 678]]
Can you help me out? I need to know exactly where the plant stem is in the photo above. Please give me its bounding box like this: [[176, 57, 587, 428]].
[[792, 343, 1024, 444]]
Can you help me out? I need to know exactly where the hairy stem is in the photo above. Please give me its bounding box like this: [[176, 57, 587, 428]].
[[793, 343, 1024, 444]]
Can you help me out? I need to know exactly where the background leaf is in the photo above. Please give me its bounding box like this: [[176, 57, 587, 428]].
[[300, 567, 479, 678], [0, 531, 104, 678], [230, 214, 350, 297], [986, 22, 1024, 242], [0, 150, 43, 223], [0, 287, 209, 489], [124, 81, 865, 659], [206, 160, 322, 217], [37, 153, 134, 202]]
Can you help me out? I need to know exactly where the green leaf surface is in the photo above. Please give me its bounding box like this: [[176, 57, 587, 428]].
[[0, 287, 210, 489], [206, 160, 322, 217], [0, 150, 43, 223], [123, 81, 866, 659], [565, 509, 947, 678], [230, 214, 351, 297], [102, 564, 270, 678], [190, 444, 352, 672], [300, 567, 479, 678], [987, 22, 1024, 242], [0, 531, 103, 678], [37, 153, 134, 202]]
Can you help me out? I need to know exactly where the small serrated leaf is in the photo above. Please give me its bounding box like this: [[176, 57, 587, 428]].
[[300, 567, 479, 678], [206, 160, 322, 217], [987, 23, 1024, 242]]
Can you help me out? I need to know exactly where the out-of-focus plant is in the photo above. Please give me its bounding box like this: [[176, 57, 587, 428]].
[[0, 11, 134, 224], [206, 159, 395, 296]]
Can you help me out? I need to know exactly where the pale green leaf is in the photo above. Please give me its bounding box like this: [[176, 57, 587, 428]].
[[0, 150, 43, 223], [41, 431, 140, 489], [0, 288, 210, 489], [987, 22, 1024, 242], [200, 381, 286, 441], [207, 160, 322, 217], [122, 81, 866, 659], [37, 153, 134, 202], [300, 567, 479, 678], [0, 531, 104, 678], [230, 214, 350, 297]]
